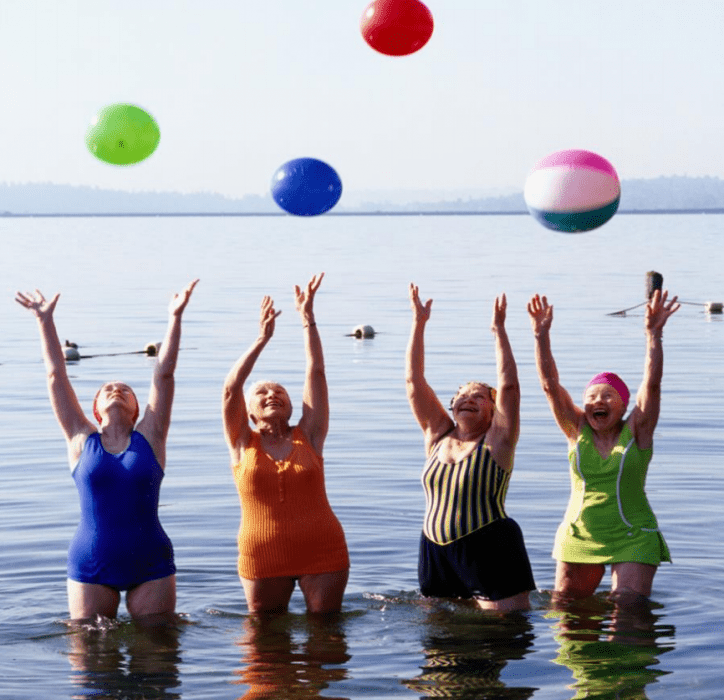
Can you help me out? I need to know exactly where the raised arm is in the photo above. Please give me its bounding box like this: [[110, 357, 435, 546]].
[[488, 294, 520, 460], [223, 295, 280, 459], [527, 294, 583, 441], [295, 273, 328, 454], [15, 290, 95, 453], [137, 279, 198, 465], [629, 289, 680, 448], [406, 283, 454, 453]]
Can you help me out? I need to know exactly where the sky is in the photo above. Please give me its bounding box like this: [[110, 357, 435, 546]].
[[1, 0, 723, 200]]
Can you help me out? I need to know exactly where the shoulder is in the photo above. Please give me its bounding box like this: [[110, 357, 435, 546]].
[[132, 429, 156, 450], [69, 429, 99, 472], [69, 427, 98, 459], [625, 414, 653, 450], [424, 422, 455, 455], [230, 429, 260, 465], [293, 424, 316, 448]]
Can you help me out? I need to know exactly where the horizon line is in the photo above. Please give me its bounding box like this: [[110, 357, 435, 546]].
[[3, 208, 724, 218]]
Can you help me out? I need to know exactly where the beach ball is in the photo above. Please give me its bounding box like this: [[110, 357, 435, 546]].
[[86, 104, 161, 166], [360, 0, 434, 56], [524, 149, 620, 233], [271, 158, 343, 216]]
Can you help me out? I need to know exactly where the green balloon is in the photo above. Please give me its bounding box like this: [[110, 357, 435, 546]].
[[86, 104, 160, 165]]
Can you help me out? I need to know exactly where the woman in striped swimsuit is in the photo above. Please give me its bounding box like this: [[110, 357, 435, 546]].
[[406, 284, 535, 612]]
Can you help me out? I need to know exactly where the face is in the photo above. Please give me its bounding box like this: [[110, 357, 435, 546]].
[[583, 383, 626, 428], [94, 382, 139, 424], [247, 382, 292, 423], [450, 383, 495, 425]]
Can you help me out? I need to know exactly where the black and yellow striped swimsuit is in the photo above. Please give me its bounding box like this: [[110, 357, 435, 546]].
[[421, 435, 511, 545]]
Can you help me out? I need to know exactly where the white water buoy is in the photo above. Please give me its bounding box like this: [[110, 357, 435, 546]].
[[64, 346, 81, 361], [352, 325, 375, 339], [705, 302, 723, 314], [145, 342, 162, 356]]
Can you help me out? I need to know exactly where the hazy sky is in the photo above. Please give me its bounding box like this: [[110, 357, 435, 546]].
[[1, 0, 722, 198]]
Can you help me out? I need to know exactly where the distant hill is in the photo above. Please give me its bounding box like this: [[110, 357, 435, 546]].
[[2, 176, 724, 215], [353, 176, 724, 213], [0, 183, 278, 215]]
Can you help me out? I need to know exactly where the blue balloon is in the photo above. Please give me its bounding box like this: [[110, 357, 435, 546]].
[[271, 158, 343, 216]]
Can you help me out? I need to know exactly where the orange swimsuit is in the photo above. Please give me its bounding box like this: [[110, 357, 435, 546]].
[[233, 426, 349, 579]]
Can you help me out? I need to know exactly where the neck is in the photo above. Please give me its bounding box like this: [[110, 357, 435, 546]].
[[452, 421, 489, 442], [256, 418, 291, 441], [99, 410, 134, 438], [590, 418, 625, 439]]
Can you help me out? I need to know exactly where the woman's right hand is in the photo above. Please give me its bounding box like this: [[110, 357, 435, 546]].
[[15, 289, 60, 321], [259, 295, 281, 341], [527, 293, 553, 336], [409, 283, 432, 323]]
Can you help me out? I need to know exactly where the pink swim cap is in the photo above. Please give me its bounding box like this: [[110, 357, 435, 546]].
[[586, 372, 630, 408]]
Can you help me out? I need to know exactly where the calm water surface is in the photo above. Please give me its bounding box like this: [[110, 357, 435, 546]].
[[0, 213, 722, 699]]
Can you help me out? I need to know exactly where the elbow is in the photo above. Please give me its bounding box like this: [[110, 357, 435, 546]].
[[539, 378, 557, 398], [498, 379, 520, 399], [405, 373, 418, 394], [155, 366, 175, 384]]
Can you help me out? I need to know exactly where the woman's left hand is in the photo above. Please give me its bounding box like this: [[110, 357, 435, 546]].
[[295, 273, 324, 323], [169, 279, 199, 316], [645, 289, 680, 335], [491, 293, 507, 332]]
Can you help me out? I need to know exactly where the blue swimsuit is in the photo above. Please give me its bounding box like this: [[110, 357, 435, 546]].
[[68, 431, 176, 590]]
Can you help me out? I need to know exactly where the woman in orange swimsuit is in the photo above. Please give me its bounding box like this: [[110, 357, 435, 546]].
[[222, 273, 349, 614]]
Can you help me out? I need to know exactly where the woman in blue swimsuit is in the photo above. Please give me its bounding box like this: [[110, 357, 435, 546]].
[[16, 279, 198, 620]]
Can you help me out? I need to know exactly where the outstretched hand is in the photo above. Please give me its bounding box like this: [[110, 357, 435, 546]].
[[527, 294, 553, 335], [15, 289, 60, 320], [169, 278, 199, 316], [491, 293, 507, 332], [259, 295, 281, 341], [409, 283, 433, 323], [645, 289, 680, 335], [295, 272, 324, 322]]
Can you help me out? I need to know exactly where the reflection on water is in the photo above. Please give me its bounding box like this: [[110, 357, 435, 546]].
[[233, 613, 351, 699], [66, 614, 183, 699], [550, 594, 675, 699], [403, 603, 537, 699]]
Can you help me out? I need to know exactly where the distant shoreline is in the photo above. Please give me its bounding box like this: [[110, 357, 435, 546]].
[[2, 208, 724, 218]]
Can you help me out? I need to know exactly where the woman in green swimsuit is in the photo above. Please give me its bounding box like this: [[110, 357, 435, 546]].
[[527, 289, 679, 601]]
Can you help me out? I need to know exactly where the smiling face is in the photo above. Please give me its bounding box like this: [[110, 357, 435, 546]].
[[450, 382, 496, 427], [93, 382, 139, 424], [247, 381, 293, 424], [583, 383, 626, 429]]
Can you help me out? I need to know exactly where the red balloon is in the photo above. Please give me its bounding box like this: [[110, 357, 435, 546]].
[[360, 0, 434, 57]]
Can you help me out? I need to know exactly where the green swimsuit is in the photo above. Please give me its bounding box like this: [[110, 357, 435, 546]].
[[553, 422, 671, 565]]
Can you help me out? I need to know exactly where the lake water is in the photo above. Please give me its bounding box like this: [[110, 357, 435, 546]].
[[0, 212, 722, 699]]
